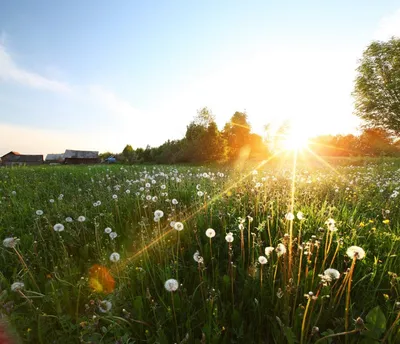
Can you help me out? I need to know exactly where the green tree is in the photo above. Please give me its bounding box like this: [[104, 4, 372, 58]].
[[353, 38, 400, 134], [223, 111, 251, 160], [121, 144, 136, 163]]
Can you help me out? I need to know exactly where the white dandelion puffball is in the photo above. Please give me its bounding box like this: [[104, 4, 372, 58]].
[[297, 212, 304, 220], [3, 237, 18, 248], [285, 212, 295, 221], [49, 199, 55, 203], [225, 233, 234, 243], [53, 223, 65, 232], [265, 247, 274, 257], [258, 256, 268, 265], [11, 281, 24, 292], [154, 216, 160, 222], [164, 278, 179, 292], [174, 222, 184, 231], [104, 227, 112, 234], [346, 246, 366, 260], [323, 268, 340, 280], [112, 194, 118, 200], [98, 300, 112, 313], [206, 228, 216, 238], [65, 217, 73, 223], [193, 251, 204, 264], [276, 243, 287, 257], [109, 232, 118, 240], [154, 210, 164, 218], [36, 210, 44, 216], [109, 252, 120, 262], [77, 216, 86, 222], [197, 191, 204, 197], [172, 199, 178, 205], [146, 195, 152, 201], [170, 221, 176, 228]]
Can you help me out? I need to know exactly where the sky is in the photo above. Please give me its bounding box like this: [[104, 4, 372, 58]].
[[1, 0, 400, 156]]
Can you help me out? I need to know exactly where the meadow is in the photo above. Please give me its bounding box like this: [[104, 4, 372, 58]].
[[0, 158, 399, 343]]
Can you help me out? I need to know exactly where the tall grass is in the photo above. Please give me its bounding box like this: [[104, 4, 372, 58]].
[[0, 160, 399, 343]]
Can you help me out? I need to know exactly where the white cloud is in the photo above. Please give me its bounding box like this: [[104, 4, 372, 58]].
[[373, 8, 400, 40], [0, 43, 71, 93]]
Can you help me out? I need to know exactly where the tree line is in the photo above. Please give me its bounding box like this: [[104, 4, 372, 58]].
[[100, 108, 268, 164]]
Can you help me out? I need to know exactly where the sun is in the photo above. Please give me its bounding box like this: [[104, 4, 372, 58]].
[[281, 129, 311, 151]]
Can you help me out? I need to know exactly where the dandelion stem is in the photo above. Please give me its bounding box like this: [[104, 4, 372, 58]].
[[314, 329, 360, 344]]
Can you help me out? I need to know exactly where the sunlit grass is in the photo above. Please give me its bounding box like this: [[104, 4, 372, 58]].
[[0, 160, 399, 343]]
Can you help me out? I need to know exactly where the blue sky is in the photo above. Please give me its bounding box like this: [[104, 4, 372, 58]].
[[1, 0, 400, 156]]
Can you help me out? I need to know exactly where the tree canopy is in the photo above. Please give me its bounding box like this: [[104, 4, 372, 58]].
[[353, 37, 400, 134]]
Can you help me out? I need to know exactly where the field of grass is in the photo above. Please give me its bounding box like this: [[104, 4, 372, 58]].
[[0, 159, 400, 343]]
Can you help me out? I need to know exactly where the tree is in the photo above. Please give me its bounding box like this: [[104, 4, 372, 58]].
[[223, 111, 251, 160], [353, 38, 400, 134], [121, 144, 136, 163]]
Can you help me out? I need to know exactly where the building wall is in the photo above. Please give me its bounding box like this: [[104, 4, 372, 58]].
[[64, 158, 100, 164]]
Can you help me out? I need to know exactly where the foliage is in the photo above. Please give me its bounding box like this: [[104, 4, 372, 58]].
[[353, 38, 400, 134]]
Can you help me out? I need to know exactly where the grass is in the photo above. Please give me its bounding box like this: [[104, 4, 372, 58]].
[[0, 158, 399, 343]]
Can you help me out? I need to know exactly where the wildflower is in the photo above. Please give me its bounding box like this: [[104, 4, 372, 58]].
[[65, 217, 73, 223], [104, 227, 112, 234], [346, 246, 366, 260], [146, 195, 151, 201], [3, 237, 18, 248], [225, 232, 234, 243], [112, 194, 118, 200], [36, 210, 43, 216], [276, 243, 286, 257], [53, 223, 65, 232], [193, 251, 204, 264], [285, 212, 294, 221], [164, 278, 179, 292], [170, 221, 176, 228], [326, 218, 336, 231], [154, 210, 164, 218], [11, 282, 24, 292], [98, 300, 112, 313], [323, 268, 340, 281], [172, 199, 178, 205], [265, 247, 274, 257], [197, 191, 204, 197], [383, 219, 390, 224], [174, 222, 184, 231], [109, 232, 118, 240], [297, 211, 304, 220], [77, 216, 86, 222], [109, 252, 120, 263], [206, 228, 216, 238], [258, 256, 268, 265]]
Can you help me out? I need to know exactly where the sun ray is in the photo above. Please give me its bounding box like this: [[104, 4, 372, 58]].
[[112, 150, 285, 272]]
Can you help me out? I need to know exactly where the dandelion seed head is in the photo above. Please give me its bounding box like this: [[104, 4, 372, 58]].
[[346, 246, 365, 260], [164, 278, 179, 292], [206, 228, 216, 238], [109, 252, 120, 263], [53, 223, 65, 232]]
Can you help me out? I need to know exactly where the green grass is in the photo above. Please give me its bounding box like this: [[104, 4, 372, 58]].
[[0, 159, 400, 343]]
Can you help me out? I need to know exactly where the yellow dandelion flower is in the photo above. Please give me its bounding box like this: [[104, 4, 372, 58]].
[[383, 219, 390, 224]]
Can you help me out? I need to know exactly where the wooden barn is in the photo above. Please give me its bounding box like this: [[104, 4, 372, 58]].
[[63, 150, 99, 164], [1, 151, 43, 166], [45, 153, 65, 164]]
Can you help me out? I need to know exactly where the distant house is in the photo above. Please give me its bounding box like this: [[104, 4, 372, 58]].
[[45, 153, 65, 164], [1, 151, 43, 166], [63, 150, 100, 164]]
